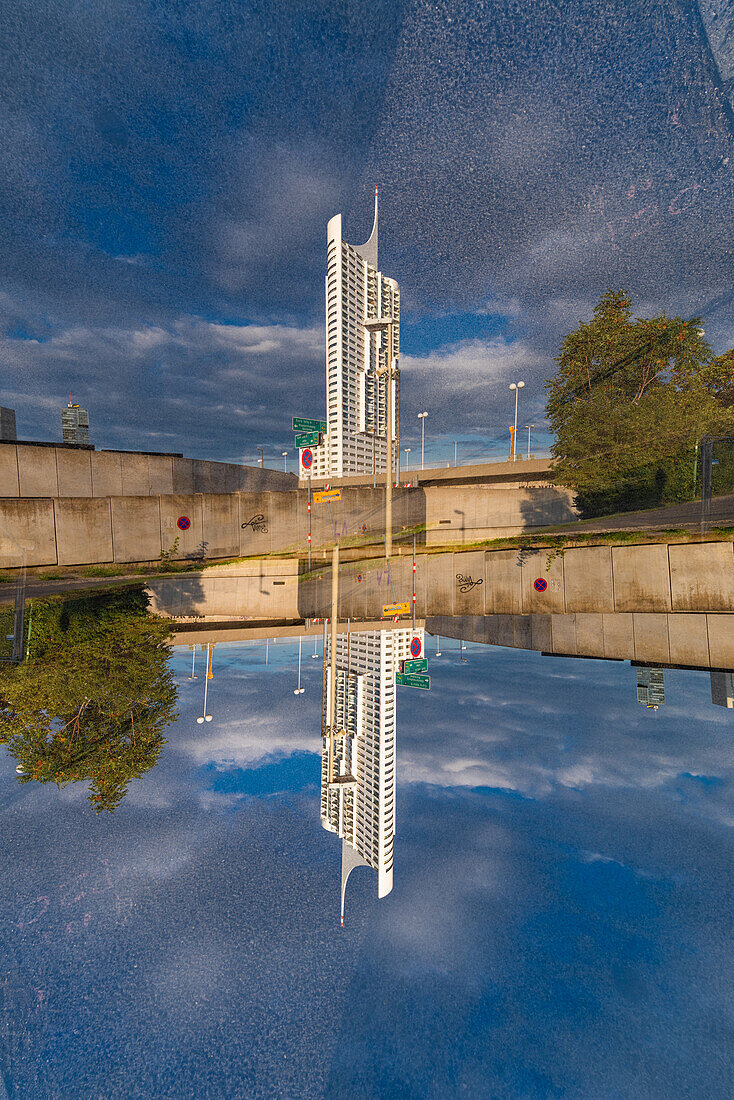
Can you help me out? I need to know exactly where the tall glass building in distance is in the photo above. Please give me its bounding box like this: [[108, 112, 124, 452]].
[[61, 401, 90, 445], [301, 188, 399, 480]]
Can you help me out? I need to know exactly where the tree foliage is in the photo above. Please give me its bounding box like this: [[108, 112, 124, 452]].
[[0, 587, 177, 812], [545, 290, 734, 516]]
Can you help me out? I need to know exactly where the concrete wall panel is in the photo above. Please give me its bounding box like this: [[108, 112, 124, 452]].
[[148, 455, 174, 495], [56, 449, 93, 497], [551, 614, 577, 654], [172, 458, 195, 494], [160, 495, 203, 559], [612, 544, 672, 612], [564, 546, 614, 612], [530, 614, 552, 651], [425, 553, 455, 616], [201, 494, 239, 559], [120, 454, 150, 496], [521, 550, 565, 613], [91, 452, 123, 497], [495, 614, 516, 647], [668, 614, 710, 667], [111, 497, 161, 562], [484, 615, 500, 645], [602, 614, 635, 660], [484, 549, 522, 613], [513, 615, 533, 649], [575, 613, 604, 656], [55, 498, 113, 565], [0, 499, 57, 566], [17, 446, 59, 498], [669, 542, 734, 612], [633, 614, 670, 664], [707, 615, 734, 668], [268, 492, 302, 556], [0, 445, 19, 497], [454, 551, 486, 614], [238, 492, 272, 557]]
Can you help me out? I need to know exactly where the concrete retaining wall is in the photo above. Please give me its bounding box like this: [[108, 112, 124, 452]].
[[424, 483, 577, 545], [0, 482, 574, 567], [0, 443, 296, 499]]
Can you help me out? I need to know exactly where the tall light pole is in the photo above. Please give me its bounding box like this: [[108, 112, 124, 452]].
[[509, 382, 525, 461], [257, 445, 264, 468], [524, 424, 534, 461], [404, 447, 411, 470], [364, 315, 396, 558], [418, 411, 428, 470], [282, 451, 288, 473], [293, 636, 305, 694]]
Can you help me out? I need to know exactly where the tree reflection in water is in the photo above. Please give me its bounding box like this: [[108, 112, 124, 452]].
[[0, 586, 177, 812]]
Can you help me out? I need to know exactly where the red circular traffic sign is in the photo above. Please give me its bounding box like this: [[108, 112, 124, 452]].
[[534, 577, 547, 592], [410, 636, 422, 658], [302, 448, 313, 469], [177, 516, 190, 531]]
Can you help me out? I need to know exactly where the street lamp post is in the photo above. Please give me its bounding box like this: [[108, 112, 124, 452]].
[[509, 382, 525, 461], [282, 451, 288, 473], [524, 424, 534, 461], [257, 445, 264, 468], [404, 447, 411, 471], [293, 636, 305, 694], [418, 412, 428, 470]]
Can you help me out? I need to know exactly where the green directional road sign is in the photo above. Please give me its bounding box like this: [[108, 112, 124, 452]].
[[295, 431, 321, 447], [396, 672, 430, 690], [402, 658, 428, 673], [292, 417, 327, 433]]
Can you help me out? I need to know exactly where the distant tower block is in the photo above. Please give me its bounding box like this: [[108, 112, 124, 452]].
[[301, 187, 400, 479], [636, 666, 665, 708], [0, 407, 17, 442], [711, 671, 734, 709], [61, 401, 90, 445]]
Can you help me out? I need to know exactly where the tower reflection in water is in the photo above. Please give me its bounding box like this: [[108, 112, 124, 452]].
[[320, 626, 424, 925]]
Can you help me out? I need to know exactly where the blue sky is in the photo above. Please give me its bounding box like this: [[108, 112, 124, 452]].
[[2, 1, 734, 466], [0, 637, 732, 1097]]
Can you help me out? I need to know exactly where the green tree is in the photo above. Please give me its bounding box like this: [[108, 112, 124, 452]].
[[545, 290, 734, 516], [0, 587, 177, 811]]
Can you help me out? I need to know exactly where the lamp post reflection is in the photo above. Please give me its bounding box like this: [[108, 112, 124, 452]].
[[197, 642, 213, 723], [294, 636, 305, 694]]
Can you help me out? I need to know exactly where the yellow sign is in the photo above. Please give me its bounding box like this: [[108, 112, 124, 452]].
[[382, 601, 410, 616], [314, 489, 341, 503]]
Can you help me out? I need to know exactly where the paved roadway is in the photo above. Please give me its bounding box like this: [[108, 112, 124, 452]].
[[545, 493, 734, 534]]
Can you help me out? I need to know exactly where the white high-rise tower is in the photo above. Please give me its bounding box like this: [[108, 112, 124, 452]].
[[321, 625, 423, 923], [301, 188, 399, 479]]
